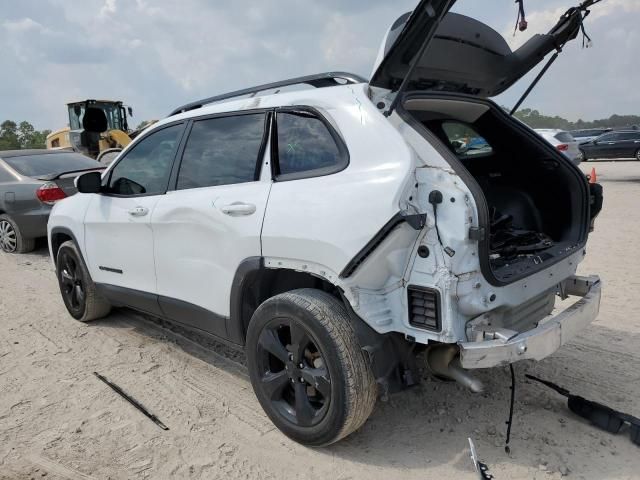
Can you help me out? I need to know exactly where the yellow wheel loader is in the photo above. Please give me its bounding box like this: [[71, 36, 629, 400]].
[[46, 100, 147, 164]]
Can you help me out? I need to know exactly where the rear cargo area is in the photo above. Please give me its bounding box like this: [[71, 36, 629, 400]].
[[404, 96, 589, 284]]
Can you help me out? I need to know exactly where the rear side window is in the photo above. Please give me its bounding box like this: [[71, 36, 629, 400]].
[[554, 132, 574, 143], [617, 132, 640, 141], [176, 114, 266, 190], [106, 124, 182, 196], [276, 111, 345, 178], [441, 122, 493, 157]]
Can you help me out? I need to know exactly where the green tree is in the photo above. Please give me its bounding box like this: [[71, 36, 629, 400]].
[[0, 120, 50, 150], [0, 120, 20, 150]]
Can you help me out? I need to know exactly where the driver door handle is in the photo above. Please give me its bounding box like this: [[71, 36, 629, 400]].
[[220, 202, 256, 216], [128, 206, 149, 217]]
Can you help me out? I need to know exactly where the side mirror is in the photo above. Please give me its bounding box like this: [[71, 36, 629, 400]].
[[128, 106, 133, 117], [75, 171, 102, 194]]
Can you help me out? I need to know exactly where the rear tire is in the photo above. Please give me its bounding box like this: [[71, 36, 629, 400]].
[[0, 214, 35, 254], [635, 149, 640, 161], [56, 240, 111, 322], [246, 289, 377, 446]]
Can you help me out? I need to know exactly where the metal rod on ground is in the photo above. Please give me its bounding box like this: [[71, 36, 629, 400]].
[[93, 372, 169, 430], [504, 364, 516, 454]]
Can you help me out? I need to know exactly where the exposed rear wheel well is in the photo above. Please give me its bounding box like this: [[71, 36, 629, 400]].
[[236, 267, 341, 343]]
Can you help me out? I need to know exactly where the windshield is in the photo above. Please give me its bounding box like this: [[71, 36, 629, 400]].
[[68, 102, 125, 131], [3, 152, 102, 178]]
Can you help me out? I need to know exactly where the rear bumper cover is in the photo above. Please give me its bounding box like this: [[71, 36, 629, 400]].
[[459, 275, 601, 369]]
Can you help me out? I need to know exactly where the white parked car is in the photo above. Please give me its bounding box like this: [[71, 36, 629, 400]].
[[535, 129, 582, 164], [48, 0, 603, 446]]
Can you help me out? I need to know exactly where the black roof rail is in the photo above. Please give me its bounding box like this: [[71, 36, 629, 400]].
[[168, 71, 367, 117]]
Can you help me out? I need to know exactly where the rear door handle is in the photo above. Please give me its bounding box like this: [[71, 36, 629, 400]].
[[220, 202, 256, 216], [128, 206, 149, 217]]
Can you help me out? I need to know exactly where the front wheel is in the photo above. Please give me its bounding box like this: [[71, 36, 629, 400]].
[[56, 240, 111, 322], [580, 149, 588, 162], [246, 289, 377, 446], [635, 149, 640, 161]]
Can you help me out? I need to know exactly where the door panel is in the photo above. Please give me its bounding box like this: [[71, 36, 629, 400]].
[[84, 195, 161, 300], [152, 182, 270, 329], [83, 123, 184, 304], [151, 112, 271, 338]]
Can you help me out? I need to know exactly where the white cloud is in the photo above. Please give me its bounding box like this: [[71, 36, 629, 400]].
[[99, 0, 117, 18], [1, 0, 638, 130]]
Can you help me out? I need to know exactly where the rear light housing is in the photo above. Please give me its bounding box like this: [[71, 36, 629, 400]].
[[556, 143, 569, 152], [407, 286, 441, 331], [36, 182, 67, 205]]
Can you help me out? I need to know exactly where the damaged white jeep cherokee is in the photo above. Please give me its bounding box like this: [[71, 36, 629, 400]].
[[49, 0, 603, 445]]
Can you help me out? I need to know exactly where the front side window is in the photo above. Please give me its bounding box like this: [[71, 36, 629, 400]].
[[105, 124, 182, 196], [442, 122, 493, 157], [176, 114, 266, 190], [276, 111, 344, 177], [597, 133, 617, 142]]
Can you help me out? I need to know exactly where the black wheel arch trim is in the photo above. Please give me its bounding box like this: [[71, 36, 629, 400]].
[[49, 226, 81, 264], [228, 256, 264, 345]]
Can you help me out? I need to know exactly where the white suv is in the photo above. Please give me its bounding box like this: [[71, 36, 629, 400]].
[[48, 1, 603, 446]]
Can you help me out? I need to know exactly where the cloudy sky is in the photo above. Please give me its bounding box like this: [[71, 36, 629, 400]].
[[2, 0, 638, 130]]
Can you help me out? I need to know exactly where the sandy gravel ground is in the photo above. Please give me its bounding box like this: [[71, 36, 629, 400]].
[[1, 160, 639, 480]]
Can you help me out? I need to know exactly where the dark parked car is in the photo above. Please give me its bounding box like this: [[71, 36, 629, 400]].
[[0, 149, 103, 253], [580, 131, 640, 161], [570, 128, 612, 145]]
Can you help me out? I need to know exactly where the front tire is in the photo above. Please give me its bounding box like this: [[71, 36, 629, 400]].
[[635, 149, 640, 161], [580, 149, 588, 162], [246, 289, 377, 446], [0, 214, 35, 253], [56, 240, 111, 322]]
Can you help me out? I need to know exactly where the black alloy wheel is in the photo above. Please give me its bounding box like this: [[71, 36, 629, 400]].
[[55, 240, 111, 322], [58, 249, 86, 317], [246, 289, 377, 446], [255, 318, 331, 428]]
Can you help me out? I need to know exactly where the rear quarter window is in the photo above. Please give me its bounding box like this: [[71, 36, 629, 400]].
[[275, 110, 347, 179]]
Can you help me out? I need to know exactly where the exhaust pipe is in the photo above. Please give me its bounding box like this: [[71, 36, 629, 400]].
[[426, 344, 485, 393]]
